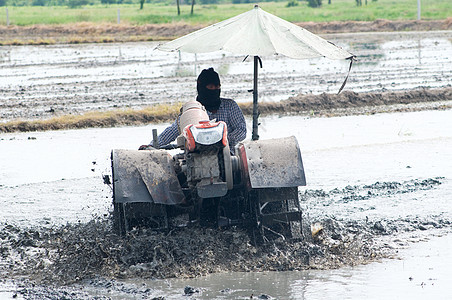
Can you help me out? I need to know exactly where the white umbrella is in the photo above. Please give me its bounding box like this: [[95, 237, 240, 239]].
[[157, 5, 355, 140]]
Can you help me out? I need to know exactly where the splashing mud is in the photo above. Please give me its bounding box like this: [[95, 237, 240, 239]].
[[1, 178, 447, 299]]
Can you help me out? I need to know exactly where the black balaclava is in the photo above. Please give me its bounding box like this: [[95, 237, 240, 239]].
[[196, 68, 221, 112]]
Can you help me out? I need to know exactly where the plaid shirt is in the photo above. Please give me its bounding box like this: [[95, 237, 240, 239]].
[[153, 98, 246, 150]]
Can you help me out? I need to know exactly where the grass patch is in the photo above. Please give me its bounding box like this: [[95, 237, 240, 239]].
[[0, 0, 450, 26], [0, 103, 182, 133]]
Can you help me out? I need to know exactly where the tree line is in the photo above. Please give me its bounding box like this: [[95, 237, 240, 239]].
[[0, 0, 288, 7], [0, 0, 377, 8]]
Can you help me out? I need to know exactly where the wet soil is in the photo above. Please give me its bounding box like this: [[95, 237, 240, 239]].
[[1, 109, 451, 298], [1, 27, 451, 298], [1, 30, 451, 132], [0, 178, 447, 291], [1, 19, 451, 45], [243, 87, 452, 117]]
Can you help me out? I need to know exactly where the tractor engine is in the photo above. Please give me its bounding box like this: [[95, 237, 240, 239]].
[[182, 120, 230, 198]]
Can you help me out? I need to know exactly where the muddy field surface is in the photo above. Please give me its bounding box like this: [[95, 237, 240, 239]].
[[1, 107, 451, 298], [1, 177, 449, 299], [1, 30, 451, 299], [0, 30, 451, 131]]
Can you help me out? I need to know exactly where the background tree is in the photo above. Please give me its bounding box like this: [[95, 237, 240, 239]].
[[67, 0, 88, 7], [139, 0, 144, 9], [190, 0, 194, 15], [286, 0, 298, 7], [176, 0, 180, 15], [308, 0, 322, 8], [32, 0, 47, 6], [0, 0, 6, 6]]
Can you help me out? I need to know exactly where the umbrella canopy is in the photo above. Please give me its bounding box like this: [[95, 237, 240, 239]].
[[158, 5, 353, 60], [157, 5, 355, 140]]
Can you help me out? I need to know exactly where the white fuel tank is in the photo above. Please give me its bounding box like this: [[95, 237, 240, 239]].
[[178, 100, 209, 132]]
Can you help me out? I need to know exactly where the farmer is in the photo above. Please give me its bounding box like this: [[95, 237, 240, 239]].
[[139, 67, 246, 151]]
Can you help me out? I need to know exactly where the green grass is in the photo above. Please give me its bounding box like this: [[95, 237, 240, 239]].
[[0, 0, 450, 26]]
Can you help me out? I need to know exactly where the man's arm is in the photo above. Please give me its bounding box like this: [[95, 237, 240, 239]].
[[227, 101, 247, 149], [139, 118, 179, 150], [155, 119, 179, 147]]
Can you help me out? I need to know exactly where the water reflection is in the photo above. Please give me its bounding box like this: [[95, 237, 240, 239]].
[[418, 38, 422, 65], [349, 41, 383, 66]]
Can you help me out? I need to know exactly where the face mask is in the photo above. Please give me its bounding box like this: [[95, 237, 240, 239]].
[[197, 88, 221, 112]]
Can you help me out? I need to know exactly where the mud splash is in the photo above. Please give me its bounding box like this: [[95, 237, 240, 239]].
[[1, 178, 447, 295]]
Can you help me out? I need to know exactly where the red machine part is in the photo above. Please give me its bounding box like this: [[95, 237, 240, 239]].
[[183, 121, 228, 152]]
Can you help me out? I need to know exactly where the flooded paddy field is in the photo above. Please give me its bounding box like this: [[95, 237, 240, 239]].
[[0, 31, 451, 121], [1, 108, 451, 299], [0, 29, 452, 299]]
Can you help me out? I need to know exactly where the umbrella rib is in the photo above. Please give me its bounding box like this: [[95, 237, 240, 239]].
[[288, 24, 351, 59]]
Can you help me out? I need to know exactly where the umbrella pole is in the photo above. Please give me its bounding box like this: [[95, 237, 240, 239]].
[[252, 56, 259, 141]]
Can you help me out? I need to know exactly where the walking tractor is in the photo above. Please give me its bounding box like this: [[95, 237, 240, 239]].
[[110, 100, 306, 242], [108, 5, 355, 241]]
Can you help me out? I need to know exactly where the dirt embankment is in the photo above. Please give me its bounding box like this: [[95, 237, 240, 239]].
[[295, 18, 452, 34], [0, 22, 203, 45], [242, 87, 452, 116], [1, 87, 451, 133], [0, 18, 451, 45]]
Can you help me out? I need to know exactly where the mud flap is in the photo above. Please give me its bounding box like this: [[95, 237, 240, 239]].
[[111, 149, 185, 234], [236, 136, 305, 242], [111, 149, 185, 205], [237, 136, 306, 189]]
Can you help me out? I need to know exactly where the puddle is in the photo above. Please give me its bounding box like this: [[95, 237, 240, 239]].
[[111, 232, 450, 299]]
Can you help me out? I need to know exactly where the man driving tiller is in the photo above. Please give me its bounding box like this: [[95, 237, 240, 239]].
[[139, 68, 246, 152]]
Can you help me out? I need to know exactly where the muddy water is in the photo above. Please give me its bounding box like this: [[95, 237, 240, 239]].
[[133, 233, 452, 299], [1, 108, 451, 298], [0, 31, 451, 121]]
